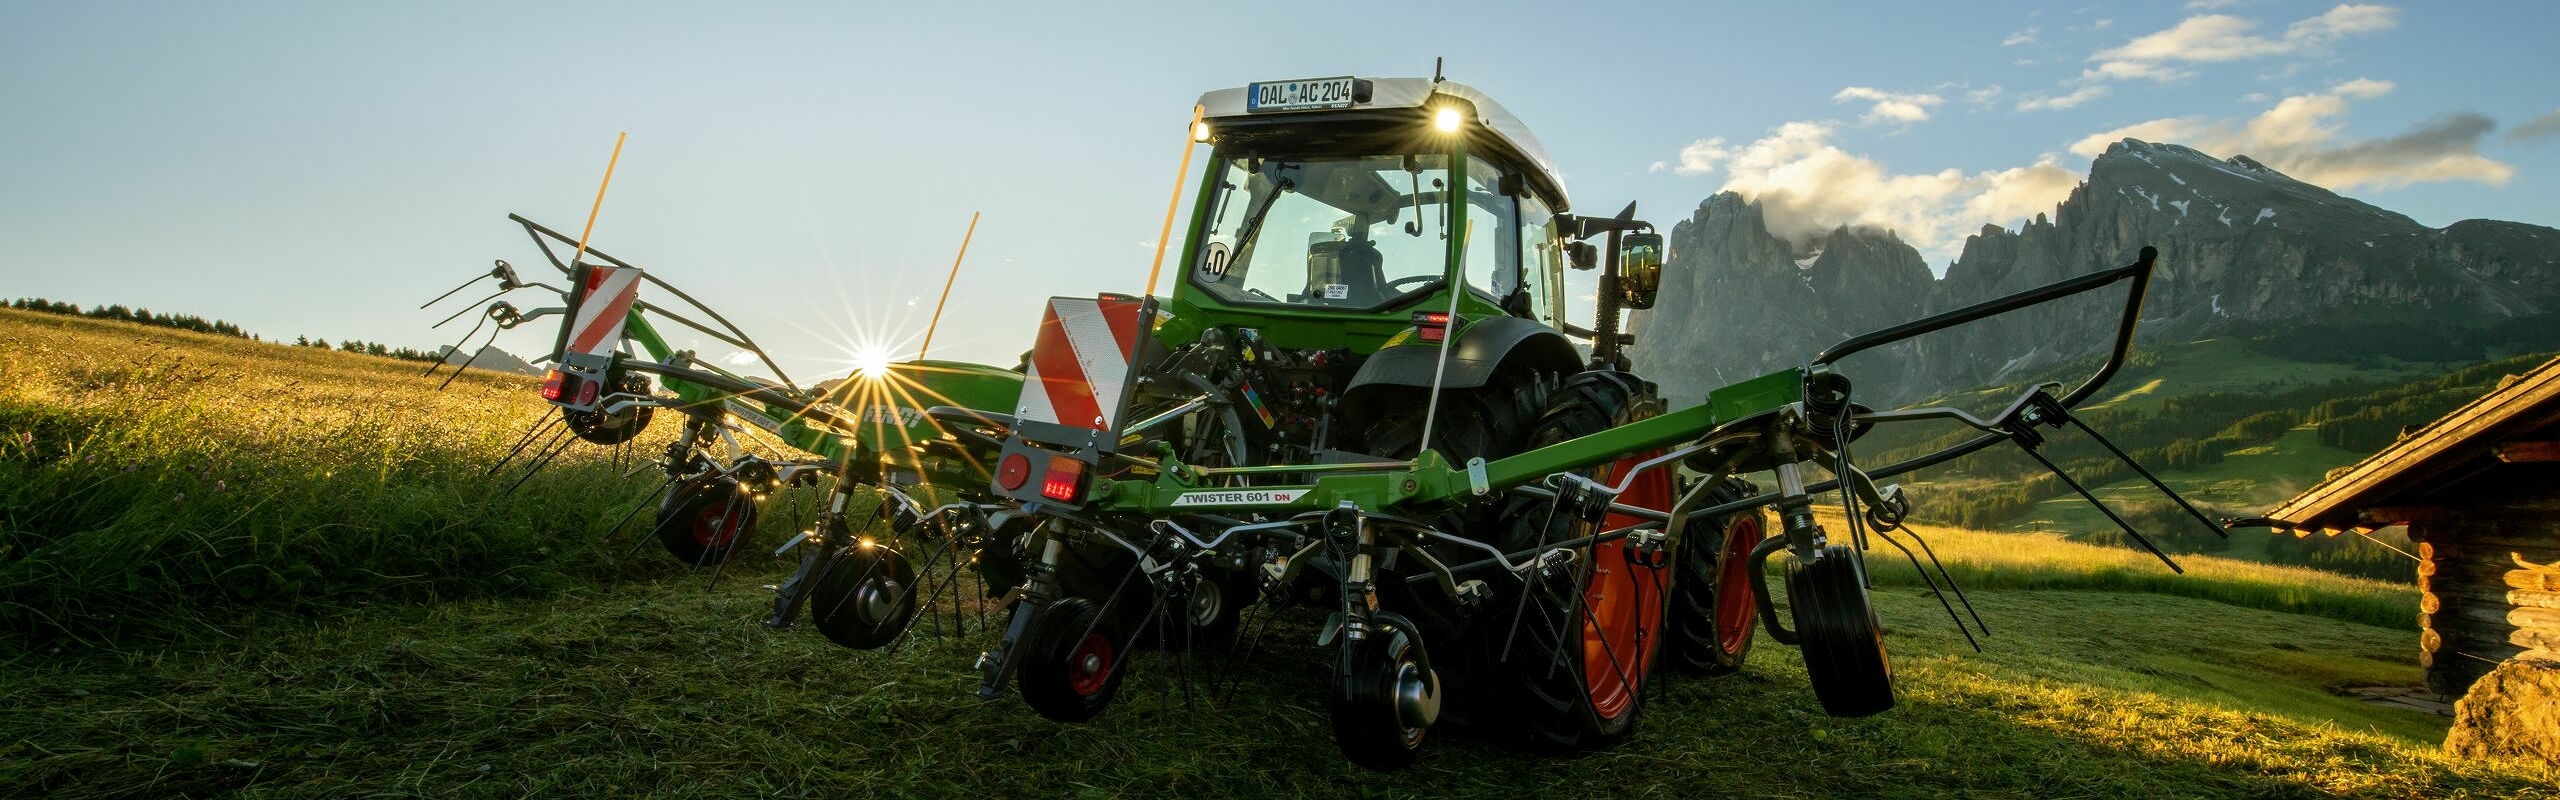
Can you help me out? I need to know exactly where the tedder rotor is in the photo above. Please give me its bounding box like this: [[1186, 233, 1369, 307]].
[[442, 72, 2227, 771]]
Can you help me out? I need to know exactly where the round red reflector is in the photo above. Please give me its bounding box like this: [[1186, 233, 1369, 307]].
[[997, 453, 1032, 491]]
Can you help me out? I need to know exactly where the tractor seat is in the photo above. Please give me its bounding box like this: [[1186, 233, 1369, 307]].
[[1306, 239, 1385, 306]]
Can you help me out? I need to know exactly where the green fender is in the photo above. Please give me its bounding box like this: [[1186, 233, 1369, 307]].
[[1338, 315, 1583, 416]]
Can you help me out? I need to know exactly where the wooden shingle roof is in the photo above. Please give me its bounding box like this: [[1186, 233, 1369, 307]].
[[2266, 354, 2560, 532]]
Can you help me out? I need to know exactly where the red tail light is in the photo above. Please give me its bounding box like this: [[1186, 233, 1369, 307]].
[[1040, 455, 1086, 502], [540, 370, 568, 400], [575, 377, 600, 406], [1412, 311, 1455, 343]]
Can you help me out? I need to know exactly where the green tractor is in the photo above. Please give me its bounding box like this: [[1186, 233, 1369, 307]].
[[966, 74, 2186, 769]]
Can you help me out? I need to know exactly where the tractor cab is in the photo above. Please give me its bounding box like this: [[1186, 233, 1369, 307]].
[[1158, 78, 1584, 354]]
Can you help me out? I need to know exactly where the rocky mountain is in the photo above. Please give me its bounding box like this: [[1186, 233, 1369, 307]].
[[1632, 138, 2560, 406]]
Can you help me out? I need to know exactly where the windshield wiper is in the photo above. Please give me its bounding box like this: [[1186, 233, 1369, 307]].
[[1229, 163, 1297, 266]]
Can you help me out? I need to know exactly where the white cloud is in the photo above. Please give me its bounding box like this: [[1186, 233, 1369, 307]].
[[2086, 4, 2398, 82], [1670, 138, 1731, 175], [1833, 86, 1946, 126], [1965, 85, 2006, 107], [2004, 27, 2039, 46], [2018, 85, 2111, 112], [2508, 109, 2560, 145], [723, 350, 761, 366], [1700, 122, 2078, 260], [1965, 157, 2083, 224], [2070, 79, 2512, 190]]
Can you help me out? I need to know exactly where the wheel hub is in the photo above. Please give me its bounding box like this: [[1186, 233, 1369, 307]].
[[858, 578, 903, 622], [1188, 579, 1223, 628], [1393, 660, 1440, 730]]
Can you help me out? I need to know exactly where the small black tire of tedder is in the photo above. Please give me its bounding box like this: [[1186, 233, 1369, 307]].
[[564, 405, 653, 445], [1787, 545, 1895, 717], [809, 544, 920, 650], [1667, 480, 1767, 676], [1018, 597, 1128, 723], [1330, 611, 1438, 771], [654, 478, 757, 567]]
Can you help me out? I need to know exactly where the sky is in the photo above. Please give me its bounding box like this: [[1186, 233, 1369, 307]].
[[4, 1, 2554, 384]]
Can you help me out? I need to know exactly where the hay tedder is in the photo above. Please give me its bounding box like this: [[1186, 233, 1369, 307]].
[[428, 74, 2222, 769]]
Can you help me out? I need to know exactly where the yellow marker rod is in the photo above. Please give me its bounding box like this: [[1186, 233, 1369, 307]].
[[1141, 105, 1208, 298], [917, 211, 981, 361], [570, 131, 628, 269]]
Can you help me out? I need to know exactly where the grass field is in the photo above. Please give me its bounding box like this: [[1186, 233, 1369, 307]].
[[4, 311, 2556, 797]]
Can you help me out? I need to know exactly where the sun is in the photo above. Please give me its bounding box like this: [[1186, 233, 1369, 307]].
[[853, 344, 894, 383]]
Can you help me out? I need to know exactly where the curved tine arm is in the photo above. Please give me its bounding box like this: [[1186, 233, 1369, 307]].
[[1155, 515, 1318, 553], [1391, 540, 1473, 601], [1507, 483, 1671, 524], [1811, 251, 2151, 369], [1587, 440, 1715, 497], [1088, 527, 1178, 572], [1151, 518, 1236, 552]]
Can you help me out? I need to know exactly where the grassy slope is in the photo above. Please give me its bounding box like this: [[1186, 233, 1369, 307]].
[[4, 312, 2555, 797]]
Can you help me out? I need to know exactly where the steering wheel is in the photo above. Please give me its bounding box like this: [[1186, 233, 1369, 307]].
[[1385, 275, 1440, 292]]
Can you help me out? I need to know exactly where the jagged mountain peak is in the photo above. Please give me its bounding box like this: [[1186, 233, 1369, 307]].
[[1635, 140, 2560, 406]]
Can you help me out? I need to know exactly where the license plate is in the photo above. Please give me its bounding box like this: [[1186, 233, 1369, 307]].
[[1246, 77, 1358, 112]]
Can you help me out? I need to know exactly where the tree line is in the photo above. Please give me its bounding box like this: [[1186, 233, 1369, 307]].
[[9, 297, 445, 365]]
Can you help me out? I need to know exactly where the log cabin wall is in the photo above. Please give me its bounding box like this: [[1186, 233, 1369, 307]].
[[2412, 480, 2560, 696]]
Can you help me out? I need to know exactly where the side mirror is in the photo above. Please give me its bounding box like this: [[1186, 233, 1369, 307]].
[[1566, 241, 1598, 271], [1619, 232, 1665, 310]]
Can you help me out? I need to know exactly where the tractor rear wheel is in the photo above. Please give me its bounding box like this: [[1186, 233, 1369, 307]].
[[1493, 371, 1673, 751], [1666, 480, 1766, 675], [1788, 545, 1895, 716], [1017, 597, 1128, 723], [809, 543, 919, 650], [654, 477, 756, 567]]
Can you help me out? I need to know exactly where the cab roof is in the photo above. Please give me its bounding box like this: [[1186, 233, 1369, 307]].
[[1196, 78, 1569, 212]]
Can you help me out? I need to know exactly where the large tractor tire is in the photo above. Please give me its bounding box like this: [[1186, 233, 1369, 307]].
[[1492, 371, 1674, 751], [1665, 479, 1767, 676], [654, 477, 757, 567]]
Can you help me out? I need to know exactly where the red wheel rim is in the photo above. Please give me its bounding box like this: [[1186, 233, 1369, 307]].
[[1715, 515, 1764, 655], [691, 498, 745, 547], [1067, 633, 1114, 697], [1581, 454, 1670, 720]]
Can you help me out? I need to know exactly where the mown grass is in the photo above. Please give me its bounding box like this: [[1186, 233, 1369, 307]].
[[5, 310, 2551, 797], [0, 309, 725, 646], [4, 570, 2549, 799]]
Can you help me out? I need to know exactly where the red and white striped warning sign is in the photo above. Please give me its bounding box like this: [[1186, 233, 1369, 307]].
[[1016, 295, 1146, 433], [565, 267, 642, 358]]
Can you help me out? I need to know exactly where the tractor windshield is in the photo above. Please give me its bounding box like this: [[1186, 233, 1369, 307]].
[[1188, 153, 1508, 311]]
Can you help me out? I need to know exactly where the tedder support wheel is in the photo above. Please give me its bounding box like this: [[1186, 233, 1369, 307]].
[[1495, 371, 1672, 751], [1330, 611, 1438, 771], [809, 542, 919, 650], [1017, 597, 1128, 723], [1788, 545, 1895, 717], [654, 477, 757, 567], [1667, 481, 1766, 676]]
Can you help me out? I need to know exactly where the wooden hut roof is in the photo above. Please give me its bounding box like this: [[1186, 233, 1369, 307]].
[[2266, 354, 2560, 532]]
